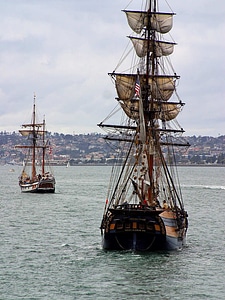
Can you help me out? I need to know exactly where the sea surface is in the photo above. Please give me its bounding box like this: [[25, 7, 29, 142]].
[[0, 165, 225, 299]]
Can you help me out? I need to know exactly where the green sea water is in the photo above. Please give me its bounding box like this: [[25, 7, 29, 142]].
[[0, 165, 224, 299]]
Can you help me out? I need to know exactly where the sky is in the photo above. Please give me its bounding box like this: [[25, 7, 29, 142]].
[[0, 0, 224, 137]]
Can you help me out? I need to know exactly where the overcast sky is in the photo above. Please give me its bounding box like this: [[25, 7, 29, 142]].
[[0, 0, 224, 136]]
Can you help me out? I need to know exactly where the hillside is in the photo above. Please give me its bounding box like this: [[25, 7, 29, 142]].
[[1, 131, 225, 165]]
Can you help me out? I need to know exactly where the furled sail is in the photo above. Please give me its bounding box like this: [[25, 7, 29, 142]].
[[113, 74, 177, 101], [129, 37, 175, 57], [115, 74, 136, 100], [19, 130, 32, 136], [119, 99, 139, 120], [120, 99, 180, 121], [155, 103, 180, 121], [21, 123, 44, 128], [149, 76, 176, 101], [19, 129, 45, 136], [124, 11, 174, 34]]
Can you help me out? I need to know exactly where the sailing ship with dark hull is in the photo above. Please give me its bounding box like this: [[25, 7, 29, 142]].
[[16, 95, 55, 193], [98, 0, 189, 251]]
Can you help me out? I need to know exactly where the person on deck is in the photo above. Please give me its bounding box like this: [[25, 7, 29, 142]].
[[162, 200, 169, 209]]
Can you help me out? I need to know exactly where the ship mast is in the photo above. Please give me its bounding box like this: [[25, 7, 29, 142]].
[[32, 94, 37, 180], [42, 116, 46, 175], [144, 0, 157, 204]]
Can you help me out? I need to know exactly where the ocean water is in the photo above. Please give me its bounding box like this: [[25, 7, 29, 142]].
[[0, 165, 225, 299]]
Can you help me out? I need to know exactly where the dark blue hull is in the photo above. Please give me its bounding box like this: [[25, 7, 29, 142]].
[[101, 206, 187, 252], [103, 231, 167, 251]]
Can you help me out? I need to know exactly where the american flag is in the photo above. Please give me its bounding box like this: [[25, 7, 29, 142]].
[[48, 142, 53, 156], [135, 77, 141, 97], [49, 146, 53, 155]]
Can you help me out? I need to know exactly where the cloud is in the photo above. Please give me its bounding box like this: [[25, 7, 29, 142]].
[[0, 0, 224, 136]]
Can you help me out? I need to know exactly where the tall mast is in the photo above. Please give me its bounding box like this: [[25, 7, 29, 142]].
[[32, 93, 37, 180], [144, 0, 151, 111], [145, 0, 156, 204], [42, 115, 46, 175]]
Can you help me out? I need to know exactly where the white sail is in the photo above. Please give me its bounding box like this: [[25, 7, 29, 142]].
[[120, 99, 180, 121], [21, 123, 44, 128], [124, 11, 174, 34], [19, 130, 32, 136], [115, 74, 136, 100], [114, 74, 176, 101], [149, 76, 176, 101], [19, 129, 45, 136], [130, 37, 175, 57], [155, 103, 180, 121], [119, 99, 139, 120]]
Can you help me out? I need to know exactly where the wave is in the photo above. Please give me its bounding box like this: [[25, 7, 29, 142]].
[[181, 184, 225, 190]]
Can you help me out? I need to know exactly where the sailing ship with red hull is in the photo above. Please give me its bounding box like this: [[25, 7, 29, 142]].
[[16, 95, 55, 193], [99, 0, 189, 251]]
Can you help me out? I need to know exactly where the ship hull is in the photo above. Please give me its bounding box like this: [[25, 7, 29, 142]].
[[101, 207, 187, 252], [20, 179, 55, 193], [102, 231, 167, 251], [102, 226, 186, 251]]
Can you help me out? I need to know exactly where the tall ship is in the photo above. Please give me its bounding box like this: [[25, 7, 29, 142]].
[[98, 0, 189, 251], [16, 95, 55, 193]]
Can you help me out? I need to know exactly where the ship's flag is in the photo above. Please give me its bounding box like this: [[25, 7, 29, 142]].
[[49, 142, 53, 155], [135, 77, 141, 97]]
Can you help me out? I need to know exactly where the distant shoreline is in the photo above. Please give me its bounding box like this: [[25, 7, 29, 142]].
[[2, 163, 225, 168], [55, 163, 225, 167]]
